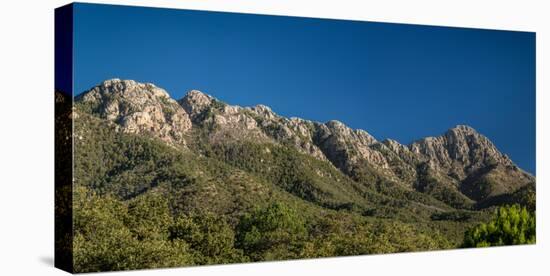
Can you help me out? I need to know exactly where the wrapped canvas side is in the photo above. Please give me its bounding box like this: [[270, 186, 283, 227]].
[[55, 3, 74, 273]]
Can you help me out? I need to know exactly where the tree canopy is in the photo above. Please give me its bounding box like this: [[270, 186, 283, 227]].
[[463, 205, 535, 247]]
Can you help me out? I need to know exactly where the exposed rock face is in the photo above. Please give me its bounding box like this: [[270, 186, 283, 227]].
[[178, 91, 328, 159], [178, 90, 214, 120], [76, 79, 192, 146], [282, 117, 326, 160], [404, 125, 532, 202], [75, 79, 534, 205], [180, 91, 269, 142], [371, 140, 420, 185], [189, 95, 534, 203], [251, 104, 276, 120], [208, 104, 269, 142], [315, 120, 390, 173], [410, 125, 514, 179], [245, 107, 326, 160]]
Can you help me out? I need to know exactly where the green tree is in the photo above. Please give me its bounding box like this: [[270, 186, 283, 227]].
[[463, 205, 535, 247], [303, 213, 451, 258], [169, 213, 247, 264], [125, 192, 173, 241], [73, 187, 194, 272], [236, 202, 308, 261]]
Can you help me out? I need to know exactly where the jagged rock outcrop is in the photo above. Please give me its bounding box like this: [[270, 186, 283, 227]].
[[406, 125, 533, 202], [383, 139, 421, 164], [282, 117, 326, 160], [314, 120, 392, 175], [75, 79, 192, 146], [179, 90, 268, 142], [410, 125, 513, 179], [178, 90, 215, 120], [178, 90, 327, 159], [246, 107, 326, 159]]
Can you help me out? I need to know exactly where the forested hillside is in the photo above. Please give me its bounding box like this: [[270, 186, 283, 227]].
[[65, 79, 535, 272]]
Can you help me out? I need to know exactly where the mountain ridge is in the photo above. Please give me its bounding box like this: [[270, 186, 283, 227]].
[[74, 79, 534, 207]]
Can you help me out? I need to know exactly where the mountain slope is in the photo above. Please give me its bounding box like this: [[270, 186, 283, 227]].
[[72, 100, 471, 251], [75, 79, 534, 210], [69, 79, 535, 271]]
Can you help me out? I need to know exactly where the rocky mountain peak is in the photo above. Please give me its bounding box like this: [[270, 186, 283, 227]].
[[451, 124, 477, 133], [325, 120, 346, 131], [409, 124, 513, 180], [321, 120, 378, 146], [76, 79, 192, 146], [178, 90, 214, 117], [94, 78, 171, 99], [250, 104, 276, 120], [254, 104, 272, 112]]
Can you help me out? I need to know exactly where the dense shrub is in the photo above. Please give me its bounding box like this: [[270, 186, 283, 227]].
[[463, 205, 535, 247]]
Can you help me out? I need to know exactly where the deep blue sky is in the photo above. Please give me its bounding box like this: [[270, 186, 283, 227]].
[[73, 3, 536, 174]]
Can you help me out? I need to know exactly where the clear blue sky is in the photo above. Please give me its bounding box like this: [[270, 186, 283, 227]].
[[72, 3, 536, 174]]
